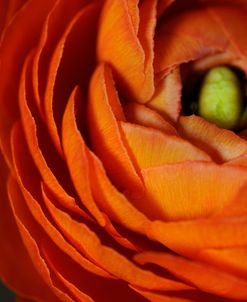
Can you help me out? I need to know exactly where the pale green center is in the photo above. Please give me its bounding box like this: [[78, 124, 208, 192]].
[[198, 66, 243, 130]]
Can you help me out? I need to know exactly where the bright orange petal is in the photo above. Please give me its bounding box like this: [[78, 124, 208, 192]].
[[123, 101, 177, 134], [148, 68, 182, 123], [62, 86, 106, 226], [0, 153, 58, 302], [88, 151, 149, 234], [198, 247, 247, 279], [88, 63, 143, 192], [7, 177, 74, 302], [43, 190, 191, 292], [135, 251, 247, 300], [147, 218, 247, 257], [178, 115, 247, 163], [97, 0, 155, 102], [142, 161, 247, 220], [121, 122, 211, 169]]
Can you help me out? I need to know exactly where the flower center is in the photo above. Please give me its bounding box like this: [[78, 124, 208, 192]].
[[182, 65, 247, 131]]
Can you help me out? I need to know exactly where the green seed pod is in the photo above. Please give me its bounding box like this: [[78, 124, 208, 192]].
[[198, 66, 243, 130]]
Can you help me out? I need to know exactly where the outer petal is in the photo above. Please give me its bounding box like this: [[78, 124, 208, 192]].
[[7, 177, 74, 302], [97, 0, 156, 103], [198, 248, 247, 279], [31, 0, 90, 115], [0, 153, 59, 302], [142, 161, 247, 220], [43, 189, 191, 293], [43, 2, 100, 155], [0, 0, 56, 165], [62, 86, 106, 226], [19, 52, 83, 216], [88, 63, 143, 192], [135, 252, 247, 300], [147, 218, 247, 257]]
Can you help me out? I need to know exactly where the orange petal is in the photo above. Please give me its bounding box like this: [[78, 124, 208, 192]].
[[0, 0, 56, 165], [148, 68, 182, 123], [62, 86, 106, 225], [88, 150, 149, 234], [42, 240, 149, 302], [40, 250, 95, 302], [142, 161, 247, 220], [19, 53, 82, 216], [10, 127, 112, 279], [12, 119, 86, 220], [0, 152, 57, 302], [123, 101, 177, 134], [43, 190, 191, 292], [61, 88, 140, 251], [130, 286, 195, 302], [7, 176, 74, 302], [97, 0, 155, 103], [121, 122, 211, 169], [135, 251, 247, 300], [88, 63, 143, 192], [44, 2, 100, 156], [154, 6, 228, 74], [147, 217, 247, 257], [198, 247, 247, 279], [213, 183, 247, 218], [178, 115, 247, 163], [207, 5, 247, 72], [32, 0, 89, 116]]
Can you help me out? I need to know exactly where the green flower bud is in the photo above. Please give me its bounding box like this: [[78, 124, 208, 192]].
[[198, 66, 243, 130]]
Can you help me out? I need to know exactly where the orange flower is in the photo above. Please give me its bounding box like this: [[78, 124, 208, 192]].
[[1, 0, 247, 301]]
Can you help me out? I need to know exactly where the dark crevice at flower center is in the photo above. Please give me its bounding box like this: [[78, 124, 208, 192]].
[[181, 65, 247, 131]]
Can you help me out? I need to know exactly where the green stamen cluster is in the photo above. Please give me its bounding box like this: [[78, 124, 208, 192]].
[[198, 66, 243, 130]]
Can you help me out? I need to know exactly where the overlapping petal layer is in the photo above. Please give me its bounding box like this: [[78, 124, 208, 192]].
[[1, 0, 247, 301]]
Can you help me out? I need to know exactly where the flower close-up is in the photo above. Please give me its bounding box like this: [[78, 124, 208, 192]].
[[1, 0, 247, 301]]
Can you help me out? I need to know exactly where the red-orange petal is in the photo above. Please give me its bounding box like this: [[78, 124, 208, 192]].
[[135, 251, 247, 300], [121, 122, 211, 170], [7, 176, 74, 302], [19, 52, 82, 216], [0, 0, 56, 166], [178, 115, 247, 163], [43, 190, 191, 292], [154, 6, 228, 74], [44, 2, 100, 156], [147, 217, 247, 257], [198, 247, 247, 279], [88, 63, 143, 192], [123, 101, 177, 134], [148, 68, 182, 123], [32, 0, 89, 116], [88, 151, 149, 234], [142, 161, 247, 220], [62, 86, 106, 225], [97, 0, 155, 103]]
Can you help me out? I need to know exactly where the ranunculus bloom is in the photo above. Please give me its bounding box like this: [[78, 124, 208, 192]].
[[1, 0, 247, 301]]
